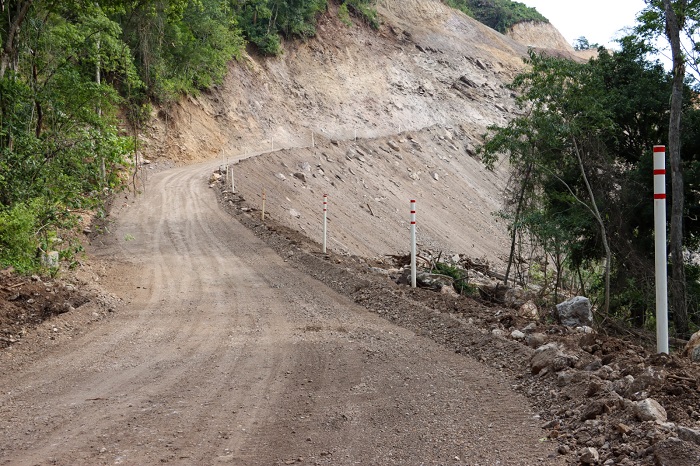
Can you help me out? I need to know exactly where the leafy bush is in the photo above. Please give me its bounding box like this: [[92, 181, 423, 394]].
[[344, 0, 380, 29], [434, 262, 476, 296], [338, 3, 353, 27], [0, 202, 40, 272]]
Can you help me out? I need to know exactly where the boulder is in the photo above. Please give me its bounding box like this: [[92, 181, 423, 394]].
[[530, 343, 575, 375], [415, 272, 454, 291], [635, 398, 667, 422], [556, 296, 593, 327], [677, 426, 700, 446], [526, 333, 547, 348], [398, 269, 453, 292], [654, 437, 700, 466], [293, 172, 307, 183], [683, 330, 700, 362], [518, 300, 538, 318]]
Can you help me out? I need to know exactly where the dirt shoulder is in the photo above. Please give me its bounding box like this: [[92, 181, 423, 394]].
[[215, 171, 700, 466], [0, 161, 561, 465]]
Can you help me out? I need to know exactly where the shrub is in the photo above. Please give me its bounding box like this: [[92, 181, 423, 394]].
[[0, 202, 40, 272]]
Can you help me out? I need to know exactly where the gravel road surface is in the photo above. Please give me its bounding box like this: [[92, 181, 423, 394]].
[[0, 161, 561, 465]]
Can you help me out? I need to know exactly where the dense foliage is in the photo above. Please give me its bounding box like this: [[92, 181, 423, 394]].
[[443, 0, 547, 33], [479, 40, 700, 334], [0, 0, 383, 272]]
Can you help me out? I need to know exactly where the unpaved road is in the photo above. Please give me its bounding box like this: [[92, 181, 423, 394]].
[[0, 161, 560, 465]]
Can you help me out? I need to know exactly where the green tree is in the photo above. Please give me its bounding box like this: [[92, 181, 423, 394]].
[[480, 42, 700, 327], [637, 0, 700, 337]]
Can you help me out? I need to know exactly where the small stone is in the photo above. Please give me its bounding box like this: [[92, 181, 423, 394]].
[[617, 423, 632, 435], [275, 173, 287, 181], [431, 172, 439, 181], [522, 322, 537, 333], [579, 447, 599, 464], [510, 330, 525, 340], [292, 172, 307, 183], [387, 140, 400, 151], [558, 444, 570, 455], [526, 333, 546, 348], [581, 400, 609, 420]]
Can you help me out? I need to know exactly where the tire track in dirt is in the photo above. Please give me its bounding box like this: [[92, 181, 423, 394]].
[[0, 160, 562, 465]]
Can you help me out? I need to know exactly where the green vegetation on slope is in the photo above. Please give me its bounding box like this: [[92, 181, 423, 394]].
[[443, 0, 548, 33], [0, 0, 380, 272], [479, 38, 700, 333]]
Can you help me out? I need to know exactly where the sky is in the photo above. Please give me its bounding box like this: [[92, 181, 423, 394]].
[[521, 0, 648, 49]]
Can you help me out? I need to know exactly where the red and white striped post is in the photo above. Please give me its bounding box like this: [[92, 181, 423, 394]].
[[653, 145, 669, 354], [322, 194, 328, 254], [410, 199, 417, 288]]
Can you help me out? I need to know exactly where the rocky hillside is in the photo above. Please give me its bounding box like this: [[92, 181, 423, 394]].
[[140, 0, 580, 265], [507, 20, 572, 51]]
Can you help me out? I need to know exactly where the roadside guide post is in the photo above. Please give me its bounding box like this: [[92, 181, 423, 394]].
[[653, 145, 669, 354], [322, 194, 328, 254], [411, 199, 416, 288]]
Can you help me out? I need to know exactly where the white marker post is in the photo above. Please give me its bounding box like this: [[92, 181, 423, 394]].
[[410, 199, 416, 288], [322, 194, 328, 254], [230, 165, 235, 193], [653, 145, 669, 354], [262, 189, 266, 222]]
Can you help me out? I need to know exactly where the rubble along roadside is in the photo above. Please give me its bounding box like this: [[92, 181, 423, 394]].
[[214, 177, 700, 466]]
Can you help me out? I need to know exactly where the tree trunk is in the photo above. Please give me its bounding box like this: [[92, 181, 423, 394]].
[[573, 139, 611, 315], [0, 1, 34, 79], [504, 164, 532, 286], [663, 0, 689, 337]]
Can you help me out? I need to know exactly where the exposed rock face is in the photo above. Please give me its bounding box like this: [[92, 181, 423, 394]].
[[507, 20, 572, 51], [506, 20, 597, 60]]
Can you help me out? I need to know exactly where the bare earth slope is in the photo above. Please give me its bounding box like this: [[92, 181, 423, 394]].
[[0, 159, 561, 465], [142, 0, 535, 266]]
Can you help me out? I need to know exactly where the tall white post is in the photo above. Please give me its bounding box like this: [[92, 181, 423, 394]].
[[653, 145, 669, 354], [322, 194, 328, 254], [230, 165, 235, 193], [410, 199, 416, 288], [312, 131, 315, 148], [262, 189, 266, 222]]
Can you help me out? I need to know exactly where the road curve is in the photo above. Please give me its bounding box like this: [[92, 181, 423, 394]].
[[0, 161, 560, 465]]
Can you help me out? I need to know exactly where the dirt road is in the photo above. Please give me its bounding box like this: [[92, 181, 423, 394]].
[[0, 161, 560, 465]]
